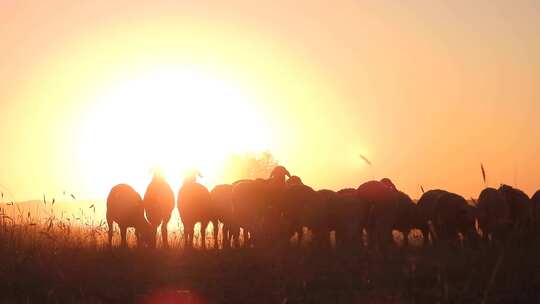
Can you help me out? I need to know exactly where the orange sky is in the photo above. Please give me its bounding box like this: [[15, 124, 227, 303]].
[[1, 1, 539, 201]]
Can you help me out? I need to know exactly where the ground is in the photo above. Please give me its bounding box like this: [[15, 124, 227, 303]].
[[1, 228, 540, 303]]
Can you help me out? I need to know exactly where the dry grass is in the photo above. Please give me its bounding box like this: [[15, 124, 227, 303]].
[[1, 202, 540, 303]]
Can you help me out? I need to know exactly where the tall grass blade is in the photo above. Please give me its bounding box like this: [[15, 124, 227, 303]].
[[481, 163, 487, 186], [359, 154, 372, 166]]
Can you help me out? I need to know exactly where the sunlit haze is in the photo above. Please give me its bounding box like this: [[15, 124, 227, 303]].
[[77, 66, 272, 195], [1, 1, 539, 201]]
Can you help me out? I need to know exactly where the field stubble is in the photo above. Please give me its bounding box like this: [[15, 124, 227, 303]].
[[1, 203, 540, 303]]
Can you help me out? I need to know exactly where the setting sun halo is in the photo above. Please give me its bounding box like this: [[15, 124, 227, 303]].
[[77, 65, 273, 196]]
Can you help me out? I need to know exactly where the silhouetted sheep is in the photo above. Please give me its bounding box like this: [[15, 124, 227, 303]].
[[286, 175, 303, 186], [432, 192, 478, 246], [316, 189, 337, 247], [498, 184, 531, 231], [210, 184, 236, 248], [532, 190, 540, 227], [329, 189, 365, 250], [357, 180, 393, 201], [232, 179, 269, 247], [177, 176, 216, 249], [477, 187, 511, 242], [270, 165, 291, 184], [391, 191, 421, 247], [356, 180, 403, 251], [417, 189, 448, 245], [143, 173, 175, 248], [281, 181, 323, 246], [380, 178, 397, 190], [231, 166, 290, 247], [106, 184, 152, 248], [418, 189, 478, 246], [358, 181, 419, 250], [337, 188, 357, 195]]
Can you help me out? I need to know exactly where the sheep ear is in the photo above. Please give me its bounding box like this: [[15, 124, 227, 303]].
[[285, 169, 291, 177]]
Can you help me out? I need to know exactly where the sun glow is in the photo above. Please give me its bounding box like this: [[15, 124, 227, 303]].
[[77, 66, 272, 196]]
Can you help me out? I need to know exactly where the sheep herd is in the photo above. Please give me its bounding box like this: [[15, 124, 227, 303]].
[[106, 165, 540, 251]]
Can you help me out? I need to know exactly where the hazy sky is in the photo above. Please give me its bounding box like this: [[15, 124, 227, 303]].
[[1, 1, 539, 201]]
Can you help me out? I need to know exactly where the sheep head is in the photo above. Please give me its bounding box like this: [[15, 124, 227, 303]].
[[380, 178, 397, 190], [183, 169, 203, 184], [270, 165, 291, 183], [286, 175, 302, 186]]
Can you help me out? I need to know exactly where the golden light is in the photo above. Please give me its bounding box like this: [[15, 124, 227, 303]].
[[77, 65, 273, 196]]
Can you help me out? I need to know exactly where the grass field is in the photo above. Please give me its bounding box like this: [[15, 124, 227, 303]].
[[1, 201, 539, 303]]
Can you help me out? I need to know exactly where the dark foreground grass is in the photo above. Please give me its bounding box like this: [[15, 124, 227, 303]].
[[1, 212, 540, 304], [1, 235, 540, 304]]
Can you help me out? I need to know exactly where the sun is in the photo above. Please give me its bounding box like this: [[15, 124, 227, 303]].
[[77, 65, 272, 197]]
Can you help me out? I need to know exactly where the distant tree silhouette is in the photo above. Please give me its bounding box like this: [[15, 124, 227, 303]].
[[223, 151, 279, 182]]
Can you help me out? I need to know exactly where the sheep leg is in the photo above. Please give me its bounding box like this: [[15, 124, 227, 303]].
[[312, 227, 325, 250], [201, 221, 208, 250], [120, 226, 128, 248], [349, 221, 361, 249], [376, 227, 390, 254], [243, 229, 250, 247], [230, 224, 240, 248], [248, 229, 255, 248], [421, 227, 430, 246], [321, 228, 331, 249], [185, 224, 194, 249], [161, 219, 170, 249], [212, 220, 219, 249], [240, 228, 246, 247], [149, 224, 158, 249], [107, 220, 114, 248], [482, 228, 490, 243], [188, 228, 193, 249], [367, 228, 376, 249], [402, 229, 410, 247], [297, 227, 304, 246], [222, 222, 230, 249], [360, 226, 367, 247], [232, 227, 240, 248], [334, 229, 342, 250], [365, 214, 377, 249], [135, 231, 140, 248]]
